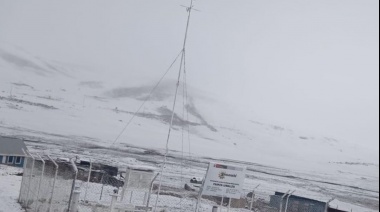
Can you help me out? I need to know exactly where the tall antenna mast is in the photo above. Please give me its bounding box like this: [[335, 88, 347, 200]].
[[154, 0, 197, 210]]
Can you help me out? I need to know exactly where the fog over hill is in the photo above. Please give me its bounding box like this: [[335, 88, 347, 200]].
[[0, 43, 379, 211], [0, 43, 378, 170], [0, 1, 379, 209]]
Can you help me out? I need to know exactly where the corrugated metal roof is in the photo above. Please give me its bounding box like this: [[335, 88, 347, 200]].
[[0, 136, 28, 156]]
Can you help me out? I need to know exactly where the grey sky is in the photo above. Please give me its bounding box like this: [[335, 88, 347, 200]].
[[0, 0, 379, 150]]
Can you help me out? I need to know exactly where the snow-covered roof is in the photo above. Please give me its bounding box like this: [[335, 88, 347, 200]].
[[0, 136, 28, 156]]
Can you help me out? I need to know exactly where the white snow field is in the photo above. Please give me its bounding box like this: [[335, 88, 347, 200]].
[[0, 165, 25, 212], [0, 44, 379, 211]]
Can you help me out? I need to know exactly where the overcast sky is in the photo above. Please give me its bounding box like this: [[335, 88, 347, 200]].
[[0, 0, 379, 150]]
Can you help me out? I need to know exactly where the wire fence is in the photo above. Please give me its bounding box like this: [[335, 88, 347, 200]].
[[19, 156, 33, 207], [19, 154, 80, 212], [18, 154, 335, 212]]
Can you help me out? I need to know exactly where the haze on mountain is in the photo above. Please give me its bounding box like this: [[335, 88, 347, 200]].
[[0, 0, 378, 163]]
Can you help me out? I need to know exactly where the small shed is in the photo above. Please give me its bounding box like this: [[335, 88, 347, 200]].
[[0, 136, 28, 167], [121, 165, 156, 190], [119, 165, 157, 205], [270, 192, 327, 212], [269, 192, 349, 212]]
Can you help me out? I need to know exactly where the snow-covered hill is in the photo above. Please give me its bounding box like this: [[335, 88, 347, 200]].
[[0, 43, 377, 168], [0, 44, 379, 211]]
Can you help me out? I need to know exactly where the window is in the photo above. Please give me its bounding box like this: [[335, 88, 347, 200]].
[[7, 156, 14, 164], [15, 157, 22, 164]]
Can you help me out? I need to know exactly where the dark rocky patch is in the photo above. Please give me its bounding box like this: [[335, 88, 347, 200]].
[[0, 96, 57, 109]]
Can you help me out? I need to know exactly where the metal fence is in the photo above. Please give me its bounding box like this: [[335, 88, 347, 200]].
[[19, 154, 80, 212], [18, 153, 334, 212]]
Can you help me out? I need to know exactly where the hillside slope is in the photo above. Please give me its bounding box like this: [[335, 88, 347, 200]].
[[0, 43, 378, 180]]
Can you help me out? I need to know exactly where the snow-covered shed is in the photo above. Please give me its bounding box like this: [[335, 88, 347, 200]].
[[0, 136, 28, 167]]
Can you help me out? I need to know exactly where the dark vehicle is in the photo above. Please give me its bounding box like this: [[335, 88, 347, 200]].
[[190, 177, 203, 184]]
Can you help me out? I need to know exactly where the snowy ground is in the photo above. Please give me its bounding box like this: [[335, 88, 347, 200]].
[[0, 165, 25, 212], [17, 139, 380, 212]]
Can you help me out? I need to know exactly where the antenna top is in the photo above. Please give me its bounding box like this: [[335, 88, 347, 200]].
[[180, 5, 201, 12]]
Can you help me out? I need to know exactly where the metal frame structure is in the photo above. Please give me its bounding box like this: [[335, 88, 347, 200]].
[[279, 190, 291, 212], [284, 190, 296, 212], [47, 155, 59, 212], [34, 154, 45, 212], [325, 198, 336, 212], [249, 184, 261, 210], [67, 158, 78, 212], [24, 151, 35, 208]]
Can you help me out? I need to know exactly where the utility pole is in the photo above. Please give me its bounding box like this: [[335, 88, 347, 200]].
[[154, 0, 198, 210]]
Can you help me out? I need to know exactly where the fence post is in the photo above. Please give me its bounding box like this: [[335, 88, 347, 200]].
[[25, 152, 36, 208], [70, 186, 81, 212], [220, 196, 224, 212], [195, 192, 203, 212], [121, 168, 131, 201], [100, 172, 105, 201], [227, 198, 231, 212], [67, 158, 78, 212], [18, 149, 28, 202], [195, 165, 210, 212], [249, 184, 261, 210], [47, 155, 59, 212], [84, 159, 92, 202], [143, 192, 148, 205], [110, 194, 119, 212], [279, 190, 290, 212], [146, 173, 159, 212], [284, 190, 296, 212], [34, 154, 46, 212], [325, 198, 335, 212]]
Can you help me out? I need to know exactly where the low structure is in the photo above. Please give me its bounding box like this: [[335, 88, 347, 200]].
[[0, 136, 28, 167], [119, 165, 156, 205], [270, 192, 347, 212]]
